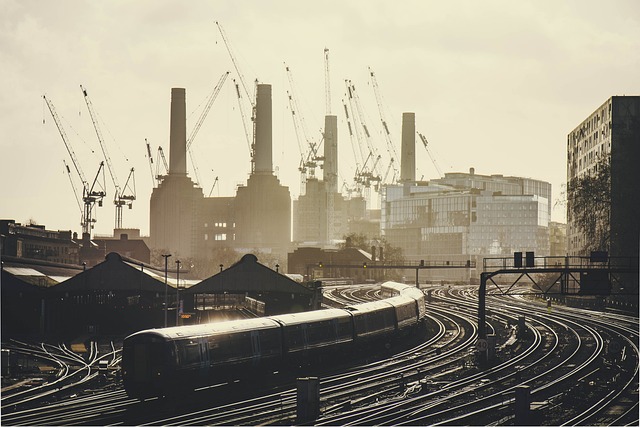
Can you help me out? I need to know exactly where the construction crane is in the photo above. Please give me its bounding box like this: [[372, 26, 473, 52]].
[[382, 157, 397, 185], [43, 94, 106, 236], [184, 71, 229, 186], [208, 176, 219, 197], [369, 67, 399, 185], [80, 84, 136, 230], [417, 131, 443, 178], [145, 138, 155, 188], [341, 97, 365, 196], [284, 63, 323, 194], [233, 79, 253, 155], [344, 80, 382, 201], [286, 91, 310, 194], [155, 146, 170, 185], [187, 71, 229, 151], [216, 21, 258, 172], [63, 160, 83, 217], [324, 48, 331, 115]]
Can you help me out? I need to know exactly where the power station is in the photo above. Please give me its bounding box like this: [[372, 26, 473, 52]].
[[150, 85, 291, 261]]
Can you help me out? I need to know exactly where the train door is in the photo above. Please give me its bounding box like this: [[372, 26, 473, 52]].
[[251, 330, 261, 366], [331, 318, 339, 343], [132, 343, 152, 382], [200, 338, 209, 375]]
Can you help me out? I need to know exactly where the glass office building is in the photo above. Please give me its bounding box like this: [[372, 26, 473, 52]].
[[382, 169, 551, 281]]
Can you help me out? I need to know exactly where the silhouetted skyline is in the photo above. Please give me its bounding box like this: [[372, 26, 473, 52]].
[[2, 0, 638, 236]]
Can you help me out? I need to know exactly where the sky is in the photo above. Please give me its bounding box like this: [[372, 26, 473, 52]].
[[1, 0, 639, 237]]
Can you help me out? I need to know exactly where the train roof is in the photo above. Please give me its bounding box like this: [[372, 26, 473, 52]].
[[126, 317, 281, 341], [269, 308, 351, 326], [384, 295, 418, 307], [380, 281, 411, 292], [344, 299, 394, 314], [398, 287, 425, 300]]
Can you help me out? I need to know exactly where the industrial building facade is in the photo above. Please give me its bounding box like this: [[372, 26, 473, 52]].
[[150, 85, 292, 262]]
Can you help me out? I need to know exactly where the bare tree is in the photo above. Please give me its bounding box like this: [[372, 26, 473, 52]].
[[567, 155, 611, 254], [339, 232, 405, 264]]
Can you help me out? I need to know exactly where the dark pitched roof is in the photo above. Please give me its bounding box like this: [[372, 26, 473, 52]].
[[1, 256, 83, 287], [187, 254, 313, 295], [52, 252, 166, 293], [1, 270, 42, 293]]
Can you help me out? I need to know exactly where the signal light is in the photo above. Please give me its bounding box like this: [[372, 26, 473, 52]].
[[363, 262, 367, 268], [525, 252, 535, 267], [514, 252, 523, 268]]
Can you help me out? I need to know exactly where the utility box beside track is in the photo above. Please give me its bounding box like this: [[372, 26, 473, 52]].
[[296, 376, 320, 422]]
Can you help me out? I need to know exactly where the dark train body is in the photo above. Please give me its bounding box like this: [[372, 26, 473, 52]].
[[122, 282, 425, 399]]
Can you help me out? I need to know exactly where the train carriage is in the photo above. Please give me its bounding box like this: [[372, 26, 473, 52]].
[[345, 300, 397, 342], [122, 281, 427, 399], [270, 308, 354, 366], [381, 281, 426, 320], [122, 317, 282, 398], [385, 295, 421, 330]]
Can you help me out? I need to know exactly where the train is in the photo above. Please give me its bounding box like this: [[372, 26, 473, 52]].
[[121, 281, 426, 400]]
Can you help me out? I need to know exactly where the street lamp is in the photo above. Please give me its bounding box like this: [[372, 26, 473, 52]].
[[161, 254, 172, 327], [175, 260, 181, 326]]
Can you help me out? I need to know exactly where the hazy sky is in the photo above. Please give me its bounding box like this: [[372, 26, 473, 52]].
[[1, 0, 638, 237]]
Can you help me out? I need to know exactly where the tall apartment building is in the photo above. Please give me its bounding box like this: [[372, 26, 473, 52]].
[[566, 96, 639, 299], [566, 96, 639, 259], [382, 169, 551, 281]]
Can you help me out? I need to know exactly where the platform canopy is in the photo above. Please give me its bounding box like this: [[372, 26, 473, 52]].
[[1, 256, 83, 288], [187, 254, 313, 296], [52, 252, 167, 293]]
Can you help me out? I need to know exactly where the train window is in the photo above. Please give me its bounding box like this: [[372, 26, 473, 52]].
[[177, 340, 201, 366], [258, 329, 281, 356], [336, 317, 354, 339], [286, 325, 306, 348], [307, 321, 333, 344], [214, 332, 252, 363]]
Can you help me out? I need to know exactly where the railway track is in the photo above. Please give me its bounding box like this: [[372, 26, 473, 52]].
[[1, 284, 637, 425]]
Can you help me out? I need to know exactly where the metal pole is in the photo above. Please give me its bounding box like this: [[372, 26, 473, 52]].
[[175, 260, 181, 326], [479, 273, 487, 339], [161, 254, 171, 327]]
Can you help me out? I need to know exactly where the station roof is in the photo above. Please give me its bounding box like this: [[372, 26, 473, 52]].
[[188, 254, 313, 296], [1, 269, 43, 293], [52, 252, 168, 293], [1, 256, 83, 288]]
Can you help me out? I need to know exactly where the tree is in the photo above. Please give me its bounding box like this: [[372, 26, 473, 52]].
[[339, 232, 405, 266], [248, 248, 285, 272], [339, 232, 370, 251], [339, 232, 405, 281], [567, 155, 611, 254]]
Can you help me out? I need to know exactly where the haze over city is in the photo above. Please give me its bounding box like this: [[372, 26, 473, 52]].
[[1, 0, 639, 236]]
